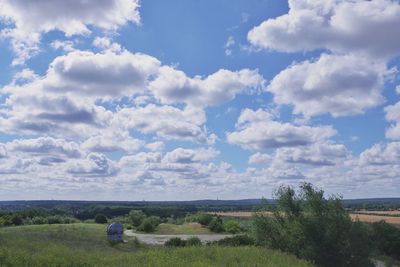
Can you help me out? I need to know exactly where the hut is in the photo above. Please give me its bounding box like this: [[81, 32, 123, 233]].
[[107, 222, 123, 242]]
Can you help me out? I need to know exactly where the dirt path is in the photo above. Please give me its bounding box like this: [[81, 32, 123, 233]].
[[124, 230, 232, 245]]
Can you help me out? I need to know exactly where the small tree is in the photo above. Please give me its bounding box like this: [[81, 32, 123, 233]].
[[138, 218, 156, 233], [197, 213, 213, 226], [208, 217, 224, 233], [11, 215, 23, 226], [224, 220, 241, 234], [94, 214, 108, 224], [252, 183, 373, 267], [129, 210, 145, 227]]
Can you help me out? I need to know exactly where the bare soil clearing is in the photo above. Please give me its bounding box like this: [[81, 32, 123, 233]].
[[124, 230, 232, 245]]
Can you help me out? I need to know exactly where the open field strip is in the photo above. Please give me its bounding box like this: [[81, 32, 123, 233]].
[[210, 211, 400, 226]]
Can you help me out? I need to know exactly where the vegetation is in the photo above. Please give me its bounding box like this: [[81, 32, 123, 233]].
[[0, 224, 312, 267], [94, 214, 108, 224], [211, 235, 255, 246], [370, 221, 400, 260], [155, 223, 212, 235], [252, 183, 373, 267], [129, 210, 146, 227], [223, 220, 241, 234], [208, 217, 224, 233]]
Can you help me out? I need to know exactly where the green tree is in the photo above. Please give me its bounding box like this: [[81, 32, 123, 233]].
[[129, 210, 145, 227], [197, 213, 213, 226], [224, 220, 241, 234], [208, 217, 224, 233], [371, 221, 400, 260], [138, 218, 156, 233], [94, 214, 107, 224], [11, 215, 23, 226], [252, 183, 373, 267]]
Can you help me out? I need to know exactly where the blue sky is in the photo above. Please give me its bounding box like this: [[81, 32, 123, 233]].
[[0, 0, 399, 200]]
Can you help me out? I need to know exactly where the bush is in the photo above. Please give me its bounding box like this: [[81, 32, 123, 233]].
[[214, 235, 254, 246], [208, 217, 224, 233], [138, 218, 156, 233], [94, 214, 108, 224], [252, 183, 373, 267], [371, 221, 400, 260], [129, 210, 145, 227], [165, 237, 186, 247], [31, 217, 47, 225], [47, 215, 63, 224], [186, 237, 202, 246], [224, 220, 241, 234], [197, 213, 213, 226], [11, 215, 23, 226]]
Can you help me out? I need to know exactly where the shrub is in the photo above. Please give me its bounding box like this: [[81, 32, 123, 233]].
[[186, 237, 202, 246], [11, 215, 23, 226], [129, 210, 145, 227], [224, 220, 241, 234], [94, 214, 108, 224], [31, 217, 47, 225], [138, 218, 156, 233], [371, 221, 400, 260], [165, 237, 186, 247], [208, 217, 224, 233], [197, 213, 213, 226], [215, 235, 254, 246], [252, 183, 373, 267]]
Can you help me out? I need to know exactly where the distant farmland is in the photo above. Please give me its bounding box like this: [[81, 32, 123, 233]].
[[210, 211, 400, 227]]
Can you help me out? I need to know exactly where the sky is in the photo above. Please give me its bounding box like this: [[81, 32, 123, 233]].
[[0, 0, 399, 200]]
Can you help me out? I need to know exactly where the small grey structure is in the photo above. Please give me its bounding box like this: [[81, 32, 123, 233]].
[[107, 222, 123, 242]]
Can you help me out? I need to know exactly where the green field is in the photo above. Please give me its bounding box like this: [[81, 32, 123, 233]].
[[0, 224, 313, 267], [154, 222, 212, 235]]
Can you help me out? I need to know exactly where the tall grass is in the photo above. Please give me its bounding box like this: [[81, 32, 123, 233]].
[[0, 224, 313, 267]]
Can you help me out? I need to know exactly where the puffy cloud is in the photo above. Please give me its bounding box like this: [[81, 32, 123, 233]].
[[81, 133, 142, 153], [359, 142, 400, 166], [116, 104, 212, 143], [41, 50, 160, 99], [149, 66, 265, 107], [145, 141, 165, 151], [7, 137, 82, 158], [248, 0, 400, 59], [67, 153, 119, 177], [0, 0, 141, 64], [268, 54, 386, 117], [385, 101, 400, 140], [227, 109, 336, 150], [248, 152, 272, 164], [163, 148, 219, 164], [274, 143, 348, 166]]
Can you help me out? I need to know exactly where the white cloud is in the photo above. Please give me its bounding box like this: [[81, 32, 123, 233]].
[[149, 66, 265, 107], [248, 0, 400, 59], [385, 101, 400, 140], [0, 0, 141, 64], [224, 36, 235, 56], [163, 148, 219, 164], [81, 133, 143, 153], [116, 104, 213, 143], [227, 109, 336, 150], [145, 141, 165, 151], [248, 152, 272, 164], [359, 142, 400, 166], [268, 54, 386, 117], [67, 153, 119, 177]]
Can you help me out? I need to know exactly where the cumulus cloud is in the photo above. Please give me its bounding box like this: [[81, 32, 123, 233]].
[[67, 153, 119, 177], [385, 101, 400, 140], [227, 109, 336, 150], [0, 0, 141, 64], [248, 0, 399, 118], [268, 54, 386, 117], [149, 66, 265, 107], [359, 142, 400, 166], [81, 132, 143, 153], [163, 147, 219, 164], [116, 104, 212, 143], [248, 152, 272, 165], [248, 0, 400, 59]]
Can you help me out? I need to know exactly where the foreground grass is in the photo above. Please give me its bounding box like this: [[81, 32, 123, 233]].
[[0, 224, 313, 267], [154, 223, 212, 235]]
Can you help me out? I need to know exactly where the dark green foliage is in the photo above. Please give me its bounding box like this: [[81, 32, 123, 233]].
[[11, 215, 23, 226], [371, 221, 400, 260], [165, 237, 187, 247], [129, 210, 145, 227], [252, 183, 373, 267], [214, 235, 255, 246], [208, 217, 224, 233], [137, 216, 160, 233], [197, 213, 213, 226], [186, 237, 202, 246], [223, 220, 241, 234], [31, 217, 47, 225], [94, 214, 108, 224]]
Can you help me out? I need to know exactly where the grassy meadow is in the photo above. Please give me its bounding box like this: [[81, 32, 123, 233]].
[[153, 222, 212, 235], [0, 223, 313, 267]]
